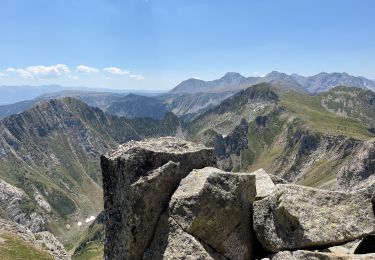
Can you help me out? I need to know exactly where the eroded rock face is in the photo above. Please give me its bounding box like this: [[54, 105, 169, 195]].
[[167, 167, 256, 260], [102, 137, 375, 259], [253, 184, 375, 252], [101, 137, 215, 260], [0, 180, 45, 232], [338, 139, 375, 190]]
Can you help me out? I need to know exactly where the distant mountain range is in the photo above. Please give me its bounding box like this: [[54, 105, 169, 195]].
[[0, 85, 165, 105], [170, 71, 375, 94], [0, 91, 170, 120], [1, 71, 375, 122]]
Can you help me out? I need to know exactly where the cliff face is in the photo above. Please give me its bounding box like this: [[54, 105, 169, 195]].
[[101, 138, 375, 260], [101, 137, 215, 260]]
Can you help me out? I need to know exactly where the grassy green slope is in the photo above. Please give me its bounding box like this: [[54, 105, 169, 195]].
[[188, 84, 374, 188], [280, 90, 373, 141], [72, 212, 105, 260], [0, 233, 52, 260]]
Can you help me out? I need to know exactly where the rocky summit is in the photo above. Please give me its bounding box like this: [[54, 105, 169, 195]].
[[102, 138, 375, 260], [101, 137, 216, 260]]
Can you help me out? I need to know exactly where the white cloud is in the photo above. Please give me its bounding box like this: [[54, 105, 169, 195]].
[[7, 64, 71, 79], [4, 64, 144, 82], [0, 72, 5, 78], [6, 68, 33, 79], [103, 67, 130, 75], [129, 74, 145, 80], [26, 64, 70, 78], [76, 65, 99, 73]]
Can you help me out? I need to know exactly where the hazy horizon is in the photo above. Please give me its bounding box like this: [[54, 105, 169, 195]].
[[0, 70, 374, 92]]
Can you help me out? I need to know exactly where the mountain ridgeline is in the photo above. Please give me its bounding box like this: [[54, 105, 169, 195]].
[[0, 97, 180, 256], [186, 83, 375, 191], [1, 71, 375, 122], [0, 72, 375, 258], [170, 71, 375, 94]]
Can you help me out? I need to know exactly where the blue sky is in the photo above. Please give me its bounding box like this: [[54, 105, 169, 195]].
[[0, 0, 374, 90]]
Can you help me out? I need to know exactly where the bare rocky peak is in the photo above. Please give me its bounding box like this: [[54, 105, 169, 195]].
[[170, 71, 375, 95], [105, 137, 210, 160], [102, 138, 375, 260], [102, 137, 215, 260]]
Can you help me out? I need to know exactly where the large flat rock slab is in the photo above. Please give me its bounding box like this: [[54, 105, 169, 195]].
[[163, 167, 256, 260], [253, 184, 375, 252], [101, 137, 215, 260]]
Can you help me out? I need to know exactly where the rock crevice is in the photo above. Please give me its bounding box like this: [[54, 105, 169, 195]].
[[102, 137, 215, 260]]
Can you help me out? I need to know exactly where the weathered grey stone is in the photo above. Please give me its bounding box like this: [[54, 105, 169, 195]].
[[253, 184, 375, 252], [251, 168, 276, 200], [0, 179, 46, 232], [268, 174, 288, 185], [168, 167, 256, 260], [34, 231, 71, 260], [338, 139, 375, 190], [265, 250, 375, 260], [143, 213, 226, 260], [102, 137, 215, 260], [34, 191, 51, 213]]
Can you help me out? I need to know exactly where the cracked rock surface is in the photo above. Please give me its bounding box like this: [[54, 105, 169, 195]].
[[101, 137, 215, 260], [253, 184, 375, 252], [166, 167, 256, 260], [102, 137, 375, 260]]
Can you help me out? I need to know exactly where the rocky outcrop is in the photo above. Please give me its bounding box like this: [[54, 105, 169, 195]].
[[215, 118, 249, 171], [338, 139, 375, 190], [167, 167, 256, 259], [102, 137, 375, 260], [101, 137, 215, 260], [0, 179, 45, 232], [253, 184, 375, 252]]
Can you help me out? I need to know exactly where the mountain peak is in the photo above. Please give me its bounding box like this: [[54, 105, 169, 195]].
[[266, 71, 286, 76], [220, 72, 245, 81]]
